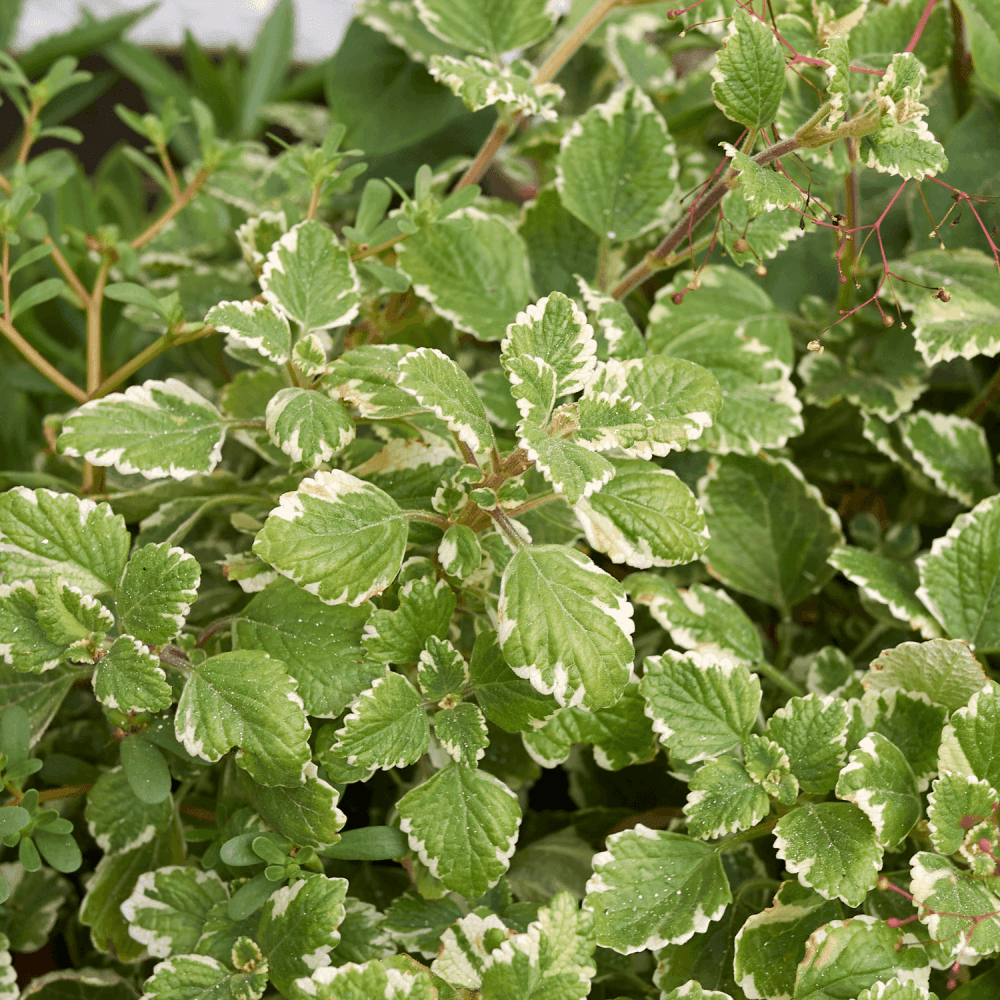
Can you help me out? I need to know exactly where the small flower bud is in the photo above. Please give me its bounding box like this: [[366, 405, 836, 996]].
[[807, 339, 824, 353], [671, 292, 685, 305], [882, 315, 895, 328], [755, 264, 767, 277], [733, 237, 750, 254], [935, 287, 951, 302]]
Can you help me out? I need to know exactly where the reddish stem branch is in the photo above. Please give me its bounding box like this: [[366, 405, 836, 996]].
[[905, 0, 938, 52], [611, 138, 801, 300]]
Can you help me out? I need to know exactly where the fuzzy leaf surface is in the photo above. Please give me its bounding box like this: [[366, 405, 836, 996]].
[[557, 86, 677, 241], [253, 470, 408, 607], [397, 763, 521, 897], [585, 827, 732, 954], [58, 379, 227, 481], [497, 544, 634, 710], [700, 454, 843, 617], [174, 649, 310, 786]]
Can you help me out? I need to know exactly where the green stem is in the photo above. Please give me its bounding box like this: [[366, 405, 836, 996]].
[[753, 659, 805, 697], [402, 510, 451, 529], [612, 138, 801, 300], [848, 622, 891, 661], [837, 140, 861, 314], [719, 815, 779, 851], [506, 493, 558, 517], [88, 326, 215, 400], [162, 494, 269, 548]]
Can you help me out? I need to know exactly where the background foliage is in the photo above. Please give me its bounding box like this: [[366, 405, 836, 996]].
[[1, 0, 1000, 998]]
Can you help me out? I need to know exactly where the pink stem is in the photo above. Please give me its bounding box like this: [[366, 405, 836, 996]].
[[905, 0, 938, 52]]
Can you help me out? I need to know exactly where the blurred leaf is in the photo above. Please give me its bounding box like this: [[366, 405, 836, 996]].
[[17, 5, 156, 78], [183, 31, 235, 137], [239, 0, 294, 139]]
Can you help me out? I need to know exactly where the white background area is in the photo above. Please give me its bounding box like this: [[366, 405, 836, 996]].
[[14, 0, 358, 62]]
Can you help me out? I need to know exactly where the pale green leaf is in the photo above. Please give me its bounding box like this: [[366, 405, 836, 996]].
[[258, 875, 348, 996], [437, 524, 482, 581], [261, 220, 361, 332], [0, 863, 73, 953], [8, 968, 133, 998], [792, 916, 929, 999], [773, 803, 882, 906], [910, 852, 1000, 964], [34, 578, 113, 654], [648, 319, 801, 455], [94, 636, 172, 714], [416, 0, 557, 59], [574, 356, 722, 458], [0, 582, 76, 673], [433, 702, 489, 765], [469, 629, 559, 733], [326, 344, 426, 420], [502, 292, 598, 415], [206, 300, 292, 364], [0, 663, 77, 747], [430, 55, 563, 117], [626, 575, 762, 663], [860, 688, 945, 792], [606, 13, 676, 92], [121, 865, 228, 957], [232, 578, 376, 718], [397, 763, 522, 897], [898, 410, 994, 506], [890, 249, 1000, 366], [765, 694, 849, 795], [363, 576, 456, 665], [417, 635, 469, 703], [522, 681, 657, 771], [296, 957, 437, 1000], [661, 985, 734, 1000], [797, 347, 926, 424], [396, 212, 533, 342], [916, 495, 1000, 651], [253, 470, 409, 607], [710, 8, 786, 129], [334, 669, 430, 770], [85, 771, 173, 857], [856, 981, 936, 1000], [640, 650, 761, 763], [726, 143, 803, 214], [829, 547, 941, 637], [80, 822, 184, 960], [235, 210, 288, 269], [518, 425, 615, 505], [507, 827, 600, 904], [721, 194, 812, 267], [328, 898, 394, 964], [835, 732, 921, 848], [557, 86, 677, 241], [519, 188, 600, 299], [0, 488, 129, 595], [358, 0, 465, 64], [938, 680, 1000, 788], [927, 772, 999, 857], [58, 379, 227, 481], [700, 454, 843, 618], [743, 733, 800, 804], [684, 755, 770, 840], [265, 388, 356, 467], [585, 826, 732, 954], [245, 762, 346, 848], [498, 544, 634, 710], [397, 346, 496, 458], [117, 542, 200, 645], [649, 266, 794, 366], [175, 649, 311, 786], [733, 881, 843, 1000], [864, 638, 986, 712], [576, 276, 645, 360], [574, 460, 708, 569], [139, 951, 268, 1000]]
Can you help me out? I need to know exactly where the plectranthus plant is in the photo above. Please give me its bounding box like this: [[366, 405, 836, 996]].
[[1, 0, 999, 996]]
